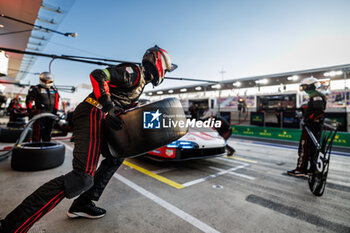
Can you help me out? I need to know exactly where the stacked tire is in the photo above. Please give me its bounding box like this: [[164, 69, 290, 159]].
[[11, 142, 65, 171], [0, 127, 32, 143]]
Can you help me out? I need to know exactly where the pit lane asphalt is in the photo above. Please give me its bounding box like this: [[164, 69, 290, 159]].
[[0, 137, 349, 233]]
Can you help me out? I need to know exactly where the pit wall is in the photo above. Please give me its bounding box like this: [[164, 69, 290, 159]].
[[231, 125, 350, 148]]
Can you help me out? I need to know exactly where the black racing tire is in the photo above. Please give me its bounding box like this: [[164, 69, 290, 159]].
[[308, 173, 327, 196], [0, 127, 32, 143], [7, 121, 26, 128], [105, 98, 188, 158], [11, 142, 65, 171], [308, 159, 329, 197]]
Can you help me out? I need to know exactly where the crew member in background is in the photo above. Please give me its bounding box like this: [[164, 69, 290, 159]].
[[189, 103, 199, 119], [7, 97, 26, 123], [0, 90, 7, 111], [201, 110, 235, 156], [0, 46, 175, 233], [25, 72, 59, 142], [287, 77, 327, 177]]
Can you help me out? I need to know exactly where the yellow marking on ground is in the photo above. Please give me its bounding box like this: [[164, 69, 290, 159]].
[[226, 156, 257, 164], [123, 160, 185, 189]]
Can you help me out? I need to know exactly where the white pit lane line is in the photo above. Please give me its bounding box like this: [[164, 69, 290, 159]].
[[181, 165, 246, 187], [114, 174, 221, 233], [62, 142, 221, 233], [209, 166, 255, 180]]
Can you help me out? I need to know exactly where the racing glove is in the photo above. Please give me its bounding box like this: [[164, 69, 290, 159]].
[[303, 117, 314, 126], [106, 106, 124, 130], [99, 95, 114, 112]]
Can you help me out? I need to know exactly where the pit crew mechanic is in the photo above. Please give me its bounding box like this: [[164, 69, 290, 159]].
[[0, 46, 175, 233], [287, 77, 327, 177], [201, 109, 235, 156], [25, 72, 60, 142], [7, 97, 26, 123]]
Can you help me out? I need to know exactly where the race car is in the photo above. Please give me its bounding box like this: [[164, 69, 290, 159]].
[[146, 126, 226, 161]]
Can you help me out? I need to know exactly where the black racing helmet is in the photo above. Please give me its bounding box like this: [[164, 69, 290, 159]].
[[142, 45, 176, 86]]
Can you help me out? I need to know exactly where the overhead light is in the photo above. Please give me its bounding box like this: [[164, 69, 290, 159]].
[[180, 88, 187, 92], [0, 13, 78, 38], [0, 24, 4, 28], [0, 50, 9, 76], [195, 86, 202, 91], [156, 91, 163, 94], [211, 84, 221, 89], [324, 70, 343, 77], [64, 32, 78, 38], [287, 75, 299, 81], [255, 79, 268, 85], [232, 81, 241, 87], [336, 70, 343, 75], [168, 90, 174, 93], [148, 92, 152, 96]]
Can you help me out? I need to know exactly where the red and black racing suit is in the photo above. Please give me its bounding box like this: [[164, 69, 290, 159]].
[[296, 91, 327, 173], [25, 85, 59, 142], [1, 63, 147, 233], [7, 98, 26, 123]]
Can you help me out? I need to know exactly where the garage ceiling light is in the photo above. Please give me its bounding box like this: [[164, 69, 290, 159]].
[[195, 86, 202, 91], [168, 90, 174, 93], [287, 75, 299, 81], [156, 91, 163, 94], [211, 84, 221, 89], [255, 79, 268, 85], [148, 92, 152, 95], [232, 81, 241, 87], [324, 70, 343, 77], [180, 88, 187, 92]]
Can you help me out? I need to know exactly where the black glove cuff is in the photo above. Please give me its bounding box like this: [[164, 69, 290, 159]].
[[102, 102, 114, 112], [99, 94, 113, 112]]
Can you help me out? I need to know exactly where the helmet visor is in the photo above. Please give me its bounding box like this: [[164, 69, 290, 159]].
[[299, 85, 306, 91], [168, 63, 178, 72]]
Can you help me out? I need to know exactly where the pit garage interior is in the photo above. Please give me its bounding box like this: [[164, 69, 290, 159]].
[[1, 1, 350, 233]]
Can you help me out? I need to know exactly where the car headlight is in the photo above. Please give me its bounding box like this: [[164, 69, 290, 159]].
[[166, 141, 199, 149]]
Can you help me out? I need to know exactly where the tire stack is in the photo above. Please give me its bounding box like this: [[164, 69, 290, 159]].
[[11, 142, 65, 171], [0, 126, 32, 143]]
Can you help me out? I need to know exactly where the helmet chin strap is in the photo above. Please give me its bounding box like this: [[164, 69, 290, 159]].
[[40, 82, 53, 88]]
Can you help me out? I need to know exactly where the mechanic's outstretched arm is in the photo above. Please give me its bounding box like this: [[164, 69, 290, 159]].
[[90, 65, 140, 112]]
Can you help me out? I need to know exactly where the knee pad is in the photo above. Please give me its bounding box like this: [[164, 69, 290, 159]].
[[64, 171, 94, 199]]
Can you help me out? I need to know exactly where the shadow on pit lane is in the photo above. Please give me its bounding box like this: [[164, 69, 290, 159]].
[[130, 155, 223, 170]]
